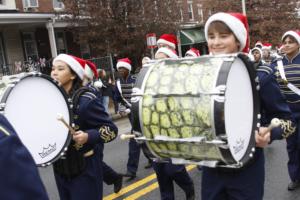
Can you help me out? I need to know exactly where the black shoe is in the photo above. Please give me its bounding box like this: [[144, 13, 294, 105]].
[[113, 175, 123, 193], [288, 180, 300, 191], [144, 161, 152, 169]]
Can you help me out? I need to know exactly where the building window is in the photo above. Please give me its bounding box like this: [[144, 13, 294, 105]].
[[179, 8, 184, 21], [53, 0, 64, 9], [23, 0, 39, 8], [197, 4, 204, 23], [187, 3, 194, 21], [55, 31, 67, 54], [22, 32, 38, 61]]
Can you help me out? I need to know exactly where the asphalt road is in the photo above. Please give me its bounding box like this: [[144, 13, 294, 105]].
[[39, 117, 300, 200]]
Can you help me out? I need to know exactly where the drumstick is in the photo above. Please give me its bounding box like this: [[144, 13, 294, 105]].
[[57, 114, 76, 135], [120, 134, 136, 140], [259, 118, 281, 137]]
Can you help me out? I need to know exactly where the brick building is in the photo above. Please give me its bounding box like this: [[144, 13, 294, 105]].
[[0, 0, 207, 75]]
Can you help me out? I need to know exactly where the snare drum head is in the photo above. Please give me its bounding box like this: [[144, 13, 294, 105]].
[[2, 74, 71, 166]]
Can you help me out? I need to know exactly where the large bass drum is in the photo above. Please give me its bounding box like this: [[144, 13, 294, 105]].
[[0, 72, 73, 167], [132, 54, 260, 168]]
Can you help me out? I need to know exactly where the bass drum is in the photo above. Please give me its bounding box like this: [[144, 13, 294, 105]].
[[0, 72, 73, 167], [132, 54, 260, 168]]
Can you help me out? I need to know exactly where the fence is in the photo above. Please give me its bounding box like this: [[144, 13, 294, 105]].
[[87, 55, 116, 81], [0, 55, 115, 80]]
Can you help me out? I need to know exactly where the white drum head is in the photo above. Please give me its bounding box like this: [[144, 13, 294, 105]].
[[3, 75, 71, 166], [225, 58, 253, 162]]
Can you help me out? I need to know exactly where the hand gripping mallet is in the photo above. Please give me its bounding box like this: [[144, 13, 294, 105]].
[[259, 118, 281, 137]]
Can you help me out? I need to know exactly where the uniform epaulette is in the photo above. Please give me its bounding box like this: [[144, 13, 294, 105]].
[[81, 91, 97, 100], [257, 65, 273, 75]]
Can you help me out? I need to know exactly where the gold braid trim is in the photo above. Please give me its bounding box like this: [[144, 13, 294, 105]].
[[99, 126, 116, 143], [280, 119, 296, 138]]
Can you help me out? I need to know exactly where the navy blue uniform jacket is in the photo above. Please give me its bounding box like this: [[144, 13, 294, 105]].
[[0, 114, 49, 200]]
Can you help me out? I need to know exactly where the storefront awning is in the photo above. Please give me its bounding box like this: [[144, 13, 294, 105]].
[[180, 28, 206, 45]]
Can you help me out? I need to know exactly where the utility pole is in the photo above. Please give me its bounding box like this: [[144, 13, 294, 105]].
[[242, 0, 246, 15]]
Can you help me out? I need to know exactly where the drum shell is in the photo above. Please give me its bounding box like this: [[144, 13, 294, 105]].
[[132, 54, 259, 167]]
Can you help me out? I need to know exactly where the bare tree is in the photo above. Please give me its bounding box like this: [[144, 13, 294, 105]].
[[202, 0, 300, 47], [61, 0, 181, 66]]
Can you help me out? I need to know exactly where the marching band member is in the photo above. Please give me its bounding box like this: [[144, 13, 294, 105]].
[[113, 58, 139, 180], [270, 30, 300, 190], [85, 60, 123, 193], [157, 34, 177, 50], [153, 47, 195, 200], [51, 54, 118, 200], [0, 114, 49, 200], [202, 12, 295, 200], [185, 48, 201, 57], [251, 47, 265, 69], [262, 42, 275, 65]]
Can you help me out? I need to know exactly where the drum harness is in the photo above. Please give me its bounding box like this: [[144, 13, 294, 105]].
[[277, 59, 300, 96], [53, 87, 95, 179]]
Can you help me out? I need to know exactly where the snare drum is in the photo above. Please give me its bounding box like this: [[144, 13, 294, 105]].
[[0, 72, 72, 167], [132, 54, 260, 168]]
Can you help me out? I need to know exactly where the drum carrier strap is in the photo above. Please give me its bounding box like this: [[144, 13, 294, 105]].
[[53, 87, 93, 179]]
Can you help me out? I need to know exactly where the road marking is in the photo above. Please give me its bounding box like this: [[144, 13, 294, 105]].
[[103, 165, 196, 200], [123, 165, 196, 200], [123, 182, 159, 200], [103, 173, 157, 200]]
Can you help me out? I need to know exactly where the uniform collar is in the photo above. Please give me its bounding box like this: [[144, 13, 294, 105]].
[[284, 51, 300, 64]]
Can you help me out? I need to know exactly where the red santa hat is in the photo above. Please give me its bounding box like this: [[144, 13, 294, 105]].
[[185, 48, 201, 57], [85, 60, 98, 79], [204, 12, 249, 53], [282, 30, 300, 45], [157, 34, 177, 49], [155, 47, 178, 59], [117, 58, 132, 71], [53, 54, 85, 80], [262, 43, 272, 50], [255, 41, 263, 48], [251, 47, 263, 56]]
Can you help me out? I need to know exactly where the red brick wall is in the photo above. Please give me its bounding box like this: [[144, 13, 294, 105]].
[[15, 0, 55, 13]]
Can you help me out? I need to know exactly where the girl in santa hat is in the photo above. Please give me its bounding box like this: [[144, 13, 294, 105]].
[[51, 54, 118, 200], [270, 30, 300, 191], [202, 12, 295, 200]]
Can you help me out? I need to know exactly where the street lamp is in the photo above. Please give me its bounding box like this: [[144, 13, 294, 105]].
[[242, 0, 246, 15]]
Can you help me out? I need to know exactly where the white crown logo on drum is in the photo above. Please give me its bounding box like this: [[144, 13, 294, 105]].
[[38, 143, 57, 158], [233, 138, 245, 155]]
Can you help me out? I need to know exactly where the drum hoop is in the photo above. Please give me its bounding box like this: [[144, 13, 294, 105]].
[[213, 54, 259, 166], [0, 72, 73, 167], [138, 61, 164, 159], [237, 54, 260, 166]]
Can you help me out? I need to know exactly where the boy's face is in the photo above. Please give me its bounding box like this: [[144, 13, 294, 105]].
[[262, 49, 270, 59], [207, 30, 240, 55], [118, 67, 129, 78], [282, 36, 299, 56], [252, 50, 261, 62]]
